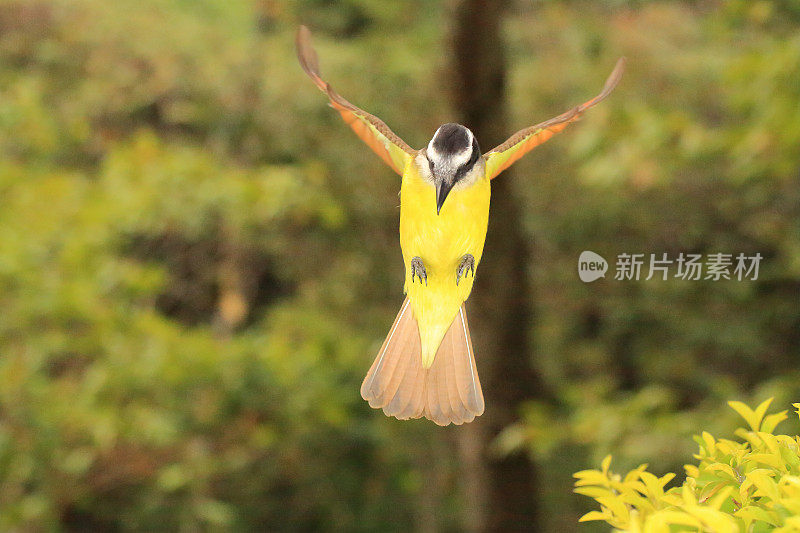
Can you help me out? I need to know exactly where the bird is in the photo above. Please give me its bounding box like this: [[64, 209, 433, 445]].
[[296, 25, 624, 426]]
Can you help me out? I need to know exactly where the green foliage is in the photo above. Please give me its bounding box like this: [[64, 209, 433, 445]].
[[0, 0, 444, 530], [2, 0, 800, 530], [502, 5, 800, 526], [575, 399, 800, 532]]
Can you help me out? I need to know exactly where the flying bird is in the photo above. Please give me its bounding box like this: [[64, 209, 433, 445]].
[[296, 26, 624, 426]]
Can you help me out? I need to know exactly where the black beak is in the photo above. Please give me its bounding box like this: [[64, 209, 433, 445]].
[[435, 181, 454, 215]]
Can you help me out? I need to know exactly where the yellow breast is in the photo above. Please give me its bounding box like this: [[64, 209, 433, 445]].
[[399, 156, 491, 366]]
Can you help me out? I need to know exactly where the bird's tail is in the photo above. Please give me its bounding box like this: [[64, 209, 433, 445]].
[[360, 298, 484, 426]]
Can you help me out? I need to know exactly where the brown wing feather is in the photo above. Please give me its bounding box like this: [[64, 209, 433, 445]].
[[296, 26, 415, 176], [484, 57, 626, 180], [361, 299, 416, 407], [422, 304, 484, 426], [362, 301, 484, 426], [453, 306, 484, 416]]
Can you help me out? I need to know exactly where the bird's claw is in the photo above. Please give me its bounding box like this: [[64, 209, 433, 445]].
[[411, 257, 427, 286], [456, 254, 475, 286]]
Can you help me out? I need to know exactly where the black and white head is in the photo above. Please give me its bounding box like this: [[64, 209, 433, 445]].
[[420, 123, 482, 214]]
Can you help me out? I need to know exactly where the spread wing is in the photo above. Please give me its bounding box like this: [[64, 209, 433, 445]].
[[296, 26, 415, 176], [483, 58, 626, 180]]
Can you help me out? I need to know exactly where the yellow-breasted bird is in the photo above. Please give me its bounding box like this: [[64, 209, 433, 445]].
[[296, 26, 624, 426]]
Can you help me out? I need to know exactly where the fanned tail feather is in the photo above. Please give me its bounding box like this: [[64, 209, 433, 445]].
[[361, 299, 484, 426]]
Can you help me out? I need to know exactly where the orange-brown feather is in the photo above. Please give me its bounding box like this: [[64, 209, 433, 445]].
[[484, 57, 625, 180], [296, 25, 414, 176], [362, 300, 484, 426]]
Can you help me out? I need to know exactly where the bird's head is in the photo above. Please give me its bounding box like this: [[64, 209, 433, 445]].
[[423, 123, 482, 214]]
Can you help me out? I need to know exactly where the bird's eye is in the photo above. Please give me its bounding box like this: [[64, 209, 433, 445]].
[[428, 158, 435, 175]]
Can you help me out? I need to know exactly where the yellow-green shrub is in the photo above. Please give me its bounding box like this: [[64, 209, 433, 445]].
[[575, 399, 800, 532]]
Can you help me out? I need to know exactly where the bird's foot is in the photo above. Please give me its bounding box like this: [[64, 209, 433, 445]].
[[410, 257, 427, 286], [456, 254, 475, 286]]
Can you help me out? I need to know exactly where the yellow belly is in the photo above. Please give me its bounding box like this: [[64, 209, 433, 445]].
[[399, 159, 491, 367]]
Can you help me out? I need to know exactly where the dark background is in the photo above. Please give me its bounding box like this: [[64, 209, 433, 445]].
[[2, 0, 800, 530]]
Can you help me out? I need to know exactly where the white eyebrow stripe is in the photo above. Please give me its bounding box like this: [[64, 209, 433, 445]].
[[427, 126, 444, 156], [449, 147, 471, 168], [426, 125, 475, 174]]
